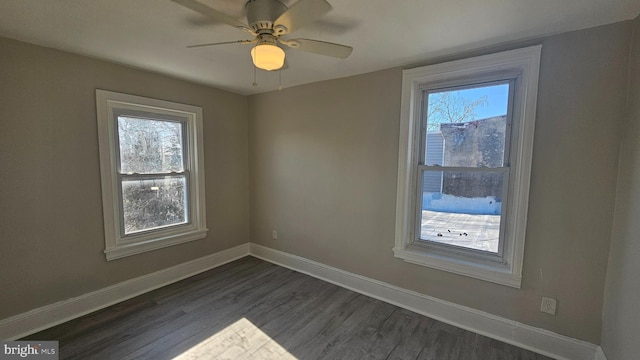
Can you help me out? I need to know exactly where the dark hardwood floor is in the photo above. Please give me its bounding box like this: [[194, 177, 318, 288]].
[[25, 257, 554, 359]]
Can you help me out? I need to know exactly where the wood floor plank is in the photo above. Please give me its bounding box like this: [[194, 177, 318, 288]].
[[25, 257, 555, 360], [115, 269, 299, 360]]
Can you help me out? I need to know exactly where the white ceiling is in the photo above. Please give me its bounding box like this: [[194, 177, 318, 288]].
[[1, 0, 639, 95]]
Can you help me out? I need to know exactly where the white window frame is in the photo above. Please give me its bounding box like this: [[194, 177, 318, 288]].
[[96, 90, 207, 260], [394, 46, 541, 288]]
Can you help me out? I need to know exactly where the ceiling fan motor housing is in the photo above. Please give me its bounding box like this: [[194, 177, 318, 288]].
[[245, 0, 288, 35]]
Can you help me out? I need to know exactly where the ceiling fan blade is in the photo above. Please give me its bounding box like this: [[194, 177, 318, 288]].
[[274, 0, 332, 34], [280, 38, 353, 59], [171, 0, 254, 34], [187, 39, 256, 48]]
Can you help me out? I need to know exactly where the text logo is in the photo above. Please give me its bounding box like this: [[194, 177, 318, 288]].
[[0, 342, 58, 359]]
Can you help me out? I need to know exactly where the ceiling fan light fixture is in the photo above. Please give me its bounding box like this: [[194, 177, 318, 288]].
[[251, 43, 285, 71]]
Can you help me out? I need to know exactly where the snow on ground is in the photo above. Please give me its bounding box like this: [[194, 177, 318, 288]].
[[420, 210, 501, 252]]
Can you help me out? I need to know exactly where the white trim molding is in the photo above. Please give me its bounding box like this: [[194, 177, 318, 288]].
[[0, 244, 249, 340], [96, 89, 208, 260], [249, 243, 600, 360], [395, 46, 542, 288], [595, 346, 608, 360]]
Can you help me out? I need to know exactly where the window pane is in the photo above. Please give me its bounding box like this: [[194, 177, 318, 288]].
[[118, 116, 184, 174], [419, 170, 504, 253], [122, 176, 187, 234], [425, 84, 509, 167]]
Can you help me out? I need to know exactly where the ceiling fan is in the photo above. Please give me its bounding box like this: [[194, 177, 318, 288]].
[[172, 0, 353, 71]]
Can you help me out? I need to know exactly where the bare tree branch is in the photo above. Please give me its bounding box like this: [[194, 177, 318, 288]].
[[427, 91, 488, 131]]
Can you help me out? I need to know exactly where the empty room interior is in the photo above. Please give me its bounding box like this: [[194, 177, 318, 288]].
[[1, 1, 640, 359]]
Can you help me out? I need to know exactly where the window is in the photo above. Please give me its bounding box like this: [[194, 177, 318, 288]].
[[394, 46, 541, 287], [96, 90, 207, 260]]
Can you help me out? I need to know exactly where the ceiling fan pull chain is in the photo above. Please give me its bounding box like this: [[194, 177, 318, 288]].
[[278, 69, 283, 91], [252, 50, 258, 87]]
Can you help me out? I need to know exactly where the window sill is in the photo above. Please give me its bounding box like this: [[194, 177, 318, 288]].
[[393, 246, 522, 288], [105, 229, 208, 261]]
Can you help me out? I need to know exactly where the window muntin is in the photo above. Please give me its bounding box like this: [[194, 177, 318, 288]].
[[96, 90, 207, 260], [416, 82, 512, 256]]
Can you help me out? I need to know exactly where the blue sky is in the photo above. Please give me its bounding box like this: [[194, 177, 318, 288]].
[[456, 83, 509, 120]]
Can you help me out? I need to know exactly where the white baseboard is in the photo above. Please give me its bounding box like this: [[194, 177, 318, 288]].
[[0, 241, 603, 360], [595, 346, 608, 360], [248, 243, 600, 360], [0, 243, 249, 340]]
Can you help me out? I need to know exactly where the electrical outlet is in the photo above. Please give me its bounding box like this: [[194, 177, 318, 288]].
[[272, 229, 278, 240], [540, 297, 557, 315]]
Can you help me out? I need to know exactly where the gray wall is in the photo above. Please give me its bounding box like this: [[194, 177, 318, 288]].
[[601, 15, 640, 360], [0, 37, 250, 320], [249, 22, 631, 344]]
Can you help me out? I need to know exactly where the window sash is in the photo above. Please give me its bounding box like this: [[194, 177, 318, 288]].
[[419, 79, 516, 168], [413, 166, 510, 259], [113, 112, 190, 176], [117, 172, 192, 238], [113, 112, 192, 238], [413, 78, 516, 261]]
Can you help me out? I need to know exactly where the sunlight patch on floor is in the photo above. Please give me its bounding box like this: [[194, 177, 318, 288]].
[[173, 318, 297, 360]]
